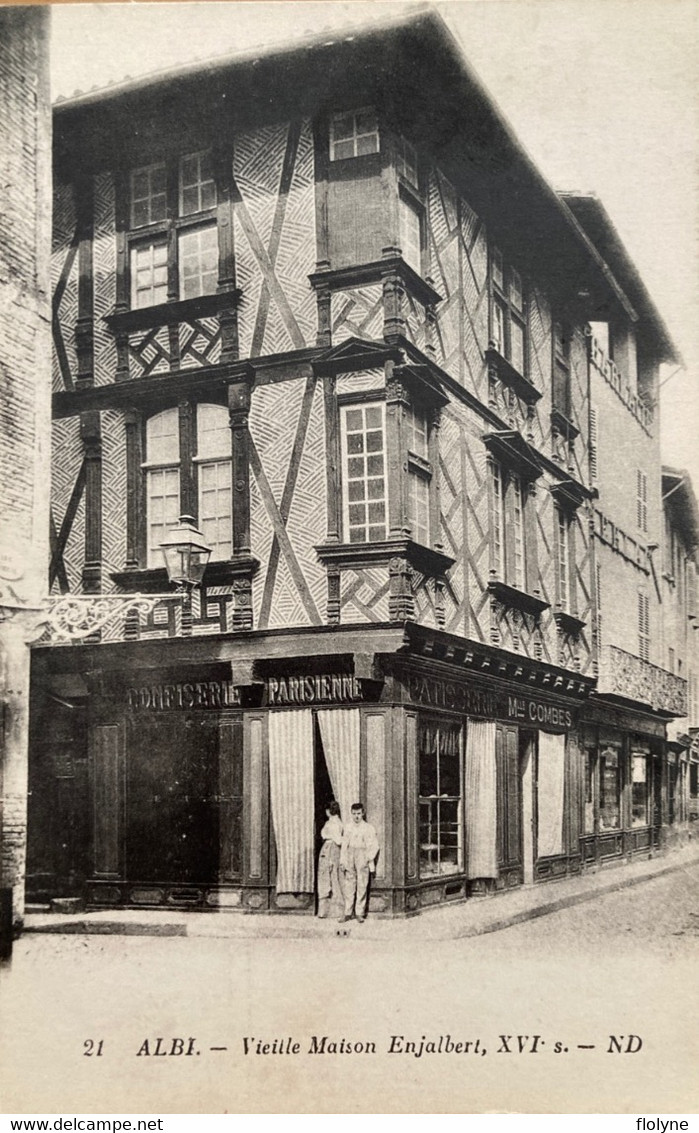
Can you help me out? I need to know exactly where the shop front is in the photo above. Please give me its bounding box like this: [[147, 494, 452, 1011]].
[[27, 635, 595, 917]]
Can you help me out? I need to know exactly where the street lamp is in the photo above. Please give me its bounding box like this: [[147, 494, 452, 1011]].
[[159, 515, 212, 634]]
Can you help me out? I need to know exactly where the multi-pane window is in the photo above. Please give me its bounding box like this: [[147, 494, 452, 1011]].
[[330, 108, 379, 161], [128, 151, 218, 309], [637, 469, 648, 533], [583, 749, 595, 834], [341, 403, 387, 544], [179, 151, 216, 216], [196, 404, 232, 561], [396, 136, 418, 188], [405, 405, 431, 547], [131, 163, 167, 228], [131, 240, 168, 309], [638, 591, 650, 661], [399, 195, 423, 275], [145, 408, 180, 568], [419, 719, 463, 877], [556, 507, 572, 612], [631, 753, 650, 827], [491, 460, 530, 592], [491, 246, 526, 376], [552, 320, 571, 418], [179, 225, 218, 300]]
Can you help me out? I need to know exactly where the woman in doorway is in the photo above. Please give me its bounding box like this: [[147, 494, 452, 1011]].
[[317, 800, 343, 919]]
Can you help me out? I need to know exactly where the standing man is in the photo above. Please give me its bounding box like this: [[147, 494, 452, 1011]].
[[339, 802, 379, 924]]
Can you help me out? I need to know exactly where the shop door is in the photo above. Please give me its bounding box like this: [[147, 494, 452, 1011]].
[[126, 714, 219, 884], [519, 731, 536, 885], [496, 724, 522, 878]]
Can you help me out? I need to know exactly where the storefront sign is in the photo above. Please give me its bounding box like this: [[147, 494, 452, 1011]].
[[403, 674, 498, 717], [127, 680, 241, 710], [506, 696, 572, 730], [266, 674, 362, 706]]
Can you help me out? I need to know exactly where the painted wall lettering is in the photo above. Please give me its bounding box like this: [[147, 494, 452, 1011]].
[[126, 681, 241, 710], [266, 674, 362, 706]]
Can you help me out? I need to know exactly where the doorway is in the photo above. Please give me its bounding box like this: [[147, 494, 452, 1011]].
[[519, 730, 537, 885]]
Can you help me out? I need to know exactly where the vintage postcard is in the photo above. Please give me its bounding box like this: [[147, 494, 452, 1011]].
[[0, 0, 697, 1116]]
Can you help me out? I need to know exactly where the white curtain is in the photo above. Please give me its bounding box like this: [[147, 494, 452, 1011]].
[[268, 710, 315, 893], [537, 731, 566, 858], [465, 719, 498, 879], [317, 709, 361, 824]]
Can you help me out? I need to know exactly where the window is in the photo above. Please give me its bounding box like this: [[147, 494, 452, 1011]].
[[490, 460, 531, 592], [584, 749, 595, 834], [340, 403, 387, 543], [396, 136, 418, 188], [330, 108, 379, 161], [418, 719, 463, 877], [668, 647, 675, 674], [552, 321, 571, 418], [589, 406, 598, 486], [131, 240, 168, 309], [556, 507, 573, 613], [491, 247, 527, 376], [145, 408, 180, 568], [399, 195, 423, 275], [637, 469, 648, 533], [631, 753, 650, 827], [131, 163, 167, 229], [128, 151, 219, 309], [405, 405, 431, 546], [145, 403, 232, 568], [196, 404, 232, 560], [599, 746, 621, 830], [638, 591, 650, 661]]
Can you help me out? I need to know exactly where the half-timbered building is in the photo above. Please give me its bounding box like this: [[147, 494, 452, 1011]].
[[27, 11, 687, 916]]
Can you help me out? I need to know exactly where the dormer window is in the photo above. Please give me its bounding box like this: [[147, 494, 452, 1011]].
[[330, 108, 379, 161]]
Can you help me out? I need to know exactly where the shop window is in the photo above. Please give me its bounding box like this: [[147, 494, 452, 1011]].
[[196, 404, 232, 560], [330, 107, 379, 161], [127, 150, 219, 310], [491, 246, 527, 377], [631, 752, 650, 827], [340, 403, 387, 543], [418, 719, 463, 877], [599, 746, 621, 830], [638, 591, 650, 662], [398, 193, 423, 275], [583, 748, 595, 834]]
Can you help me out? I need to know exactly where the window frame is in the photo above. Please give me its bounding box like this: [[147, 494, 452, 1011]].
[[398, 190, 425, 277], [339, 400, 389, 545], [552, 319, 572, 420], [126, 150, 219, 312], [638, 590, 650, 662], [637, 468, 648, 534], [490, 245, 528, 378], [488, 457, 537, 598], [418, 716, 464, 879]]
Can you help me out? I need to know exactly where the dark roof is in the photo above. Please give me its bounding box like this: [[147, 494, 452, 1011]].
[[53, 8, 677, 362], [662, 466, 699, 553], [560, 193, 679, 364]]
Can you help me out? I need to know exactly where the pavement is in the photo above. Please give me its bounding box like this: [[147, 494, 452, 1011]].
[[20, 840, 699, 942]]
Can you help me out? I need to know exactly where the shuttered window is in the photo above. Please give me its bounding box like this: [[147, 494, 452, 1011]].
[[637, 469, 648, 533], [638, 591, 650, 661]]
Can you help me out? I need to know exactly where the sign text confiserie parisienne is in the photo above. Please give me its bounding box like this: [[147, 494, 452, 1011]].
[[126, 674, 362, 710]]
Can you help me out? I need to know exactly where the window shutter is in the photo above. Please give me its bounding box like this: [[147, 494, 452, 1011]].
[[637, 469, 648, 533], [638, 592, 650, 661], [589, 407, 598, 486]]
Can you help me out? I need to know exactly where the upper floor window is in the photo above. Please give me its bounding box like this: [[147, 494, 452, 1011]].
[[145, 408, 180, 568], [491, 460, 530, 592], [491, 247, 526, 376], [556, 506, 573, 613], [340, 403, 387, 543], [144, 403, 231, 568], [396, 136, 418, 188], [195, 404, 232, 560], [330, 108, 379, 161], [399, 194, 423, 275], [129, 151, 219, 310], [131, 163, 167, 229], [405, 405, 431, 547], [552, 320, 572, 419]]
